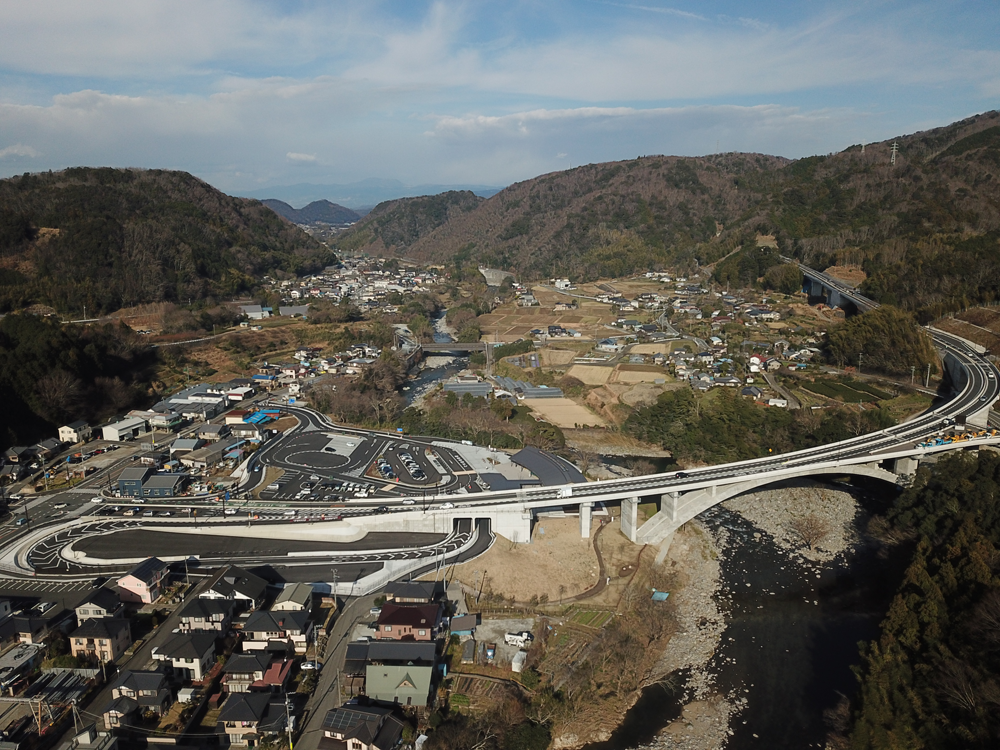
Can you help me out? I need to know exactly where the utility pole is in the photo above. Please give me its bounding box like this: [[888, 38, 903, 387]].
[[331, 568, 338, 612], [285, 695, 295, 750], [925, 363, 931, 388], [857, 352, 863, 375], [911, 365, 916, 385]]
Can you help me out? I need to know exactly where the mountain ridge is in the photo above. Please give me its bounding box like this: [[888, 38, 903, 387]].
[[334, 111, 1000, 318], [262, 198, 361, 226], [0, 167, 332, 315]]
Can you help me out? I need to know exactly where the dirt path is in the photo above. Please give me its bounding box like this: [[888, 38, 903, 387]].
[[565, 520, 611, 602]]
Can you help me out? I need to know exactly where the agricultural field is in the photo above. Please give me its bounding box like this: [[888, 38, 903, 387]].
[[566, 364, 614, 385], [523, 397, 608, 427], [800, 378, 891, 402], [567, 608, 615, 628]]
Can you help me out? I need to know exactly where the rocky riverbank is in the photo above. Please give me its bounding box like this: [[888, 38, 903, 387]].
[[624, 482, 865, 750]]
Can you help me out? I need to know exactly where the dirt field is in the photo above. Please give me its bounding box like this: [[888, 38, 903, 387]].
[[538, 348, 579, 367], [524, 397, 608, 427], [630, 343, 680, 355], [566, 364, 614, 385], [447, 517, 601, 600], [611, 369, 669, 384]]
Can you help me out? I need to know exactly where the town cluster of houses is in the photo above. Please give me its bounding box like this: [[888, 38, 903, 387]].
[[256, 258, 441, 317], [252, 343, 384, 390]]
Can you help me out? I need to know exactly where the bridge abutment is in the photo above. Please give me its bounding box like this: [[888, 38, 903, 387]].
[[620, 497, 639, 542]]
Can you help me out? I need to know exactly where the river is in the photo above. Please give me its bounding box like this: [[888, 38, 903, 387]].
[[580, 485, 904, 750], [404, 311, 468, 405]]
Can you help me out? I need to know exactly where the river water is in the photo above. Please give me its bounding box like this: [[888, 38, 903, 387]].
[[404, 312, 468, 405], [581, 487, 904, 750]]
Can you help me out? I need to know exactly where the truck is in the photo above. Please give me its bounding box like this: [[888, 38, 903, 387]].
[[558, 487, 573, 498], [504, 631, 534, 648], [485, 643, 496, 661]]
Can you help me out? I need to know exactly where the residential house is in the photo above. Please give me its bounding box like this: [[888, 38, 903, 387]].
[[319, 704, 404, 750], [177, 598, 233, 633], [117, 557, 169, 605], [75, 589, 125, 621], [223, 654, 293, 694], [200, 566, 268, 612], [373, 603, 441, 642], [271, 583, 313, 614], [217, 692, 286, 747], [741, 386, 764, 400], [197, 424, 230, 442], [241, 610, 312, 655], [13, 602, 75, 644], [383, 580, 444, 604], [148, 411, 183, 431], [222, 652, 270, 692], [59, 421, 92, 444], [104, 670, 172, 727], [364, 641, 437, 706], [69, 618, 132, 664], [449, 614, 478, 637], [3, 446, 33, 464], [152, 632, 216, 681]]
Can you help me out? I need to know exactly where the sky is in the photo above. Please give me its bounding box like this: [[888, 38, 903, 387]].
[[1, 0, 998, 198]]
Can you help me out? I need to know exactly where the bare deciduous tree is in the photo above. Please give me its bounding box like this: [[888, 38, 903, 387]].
[[787, 514, 830, 550]]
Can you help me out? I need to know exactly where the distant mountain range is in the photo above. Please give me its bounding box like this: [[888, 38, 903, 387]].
[[241, 178, 504, 210], [262, 199, 361, 226]]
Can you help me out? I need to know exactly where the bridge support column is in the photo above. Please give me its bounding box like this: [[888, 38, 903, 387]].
[[620, 497, 639, 543], [660, 492, 679, 523], [893, 456, 918, 477], [580, 502, 593, 539]]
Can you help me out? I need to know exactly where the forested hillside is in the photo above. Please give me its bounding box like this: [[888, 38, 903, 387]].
[[336, 111, 1000, 319], [335, 190, 484, 255], [848, 452, 1000, 749], [0, 313, 156, 450], [0, 168, 331, 315]]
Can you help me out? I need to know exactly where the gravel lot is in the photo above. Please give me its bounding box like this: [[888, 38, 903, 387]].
[[473, 617, 536, 665]]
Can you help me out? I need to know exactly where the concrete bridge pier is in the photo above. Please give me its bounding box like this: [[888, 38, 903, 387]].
[[894, 456, 918, 477], [661, 491, 679, 523], [580, 502, 593, 539], [620, 497, 639, 542]]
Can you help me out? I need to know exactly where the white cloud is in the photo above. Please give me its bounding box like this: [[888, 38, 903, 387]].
[[286, 152, 317, 162], [0, 143, 39, 158]]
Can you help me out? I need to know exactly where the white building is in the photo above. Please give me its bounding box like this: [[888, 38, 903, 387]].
[[102, 417, 149, 442]]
